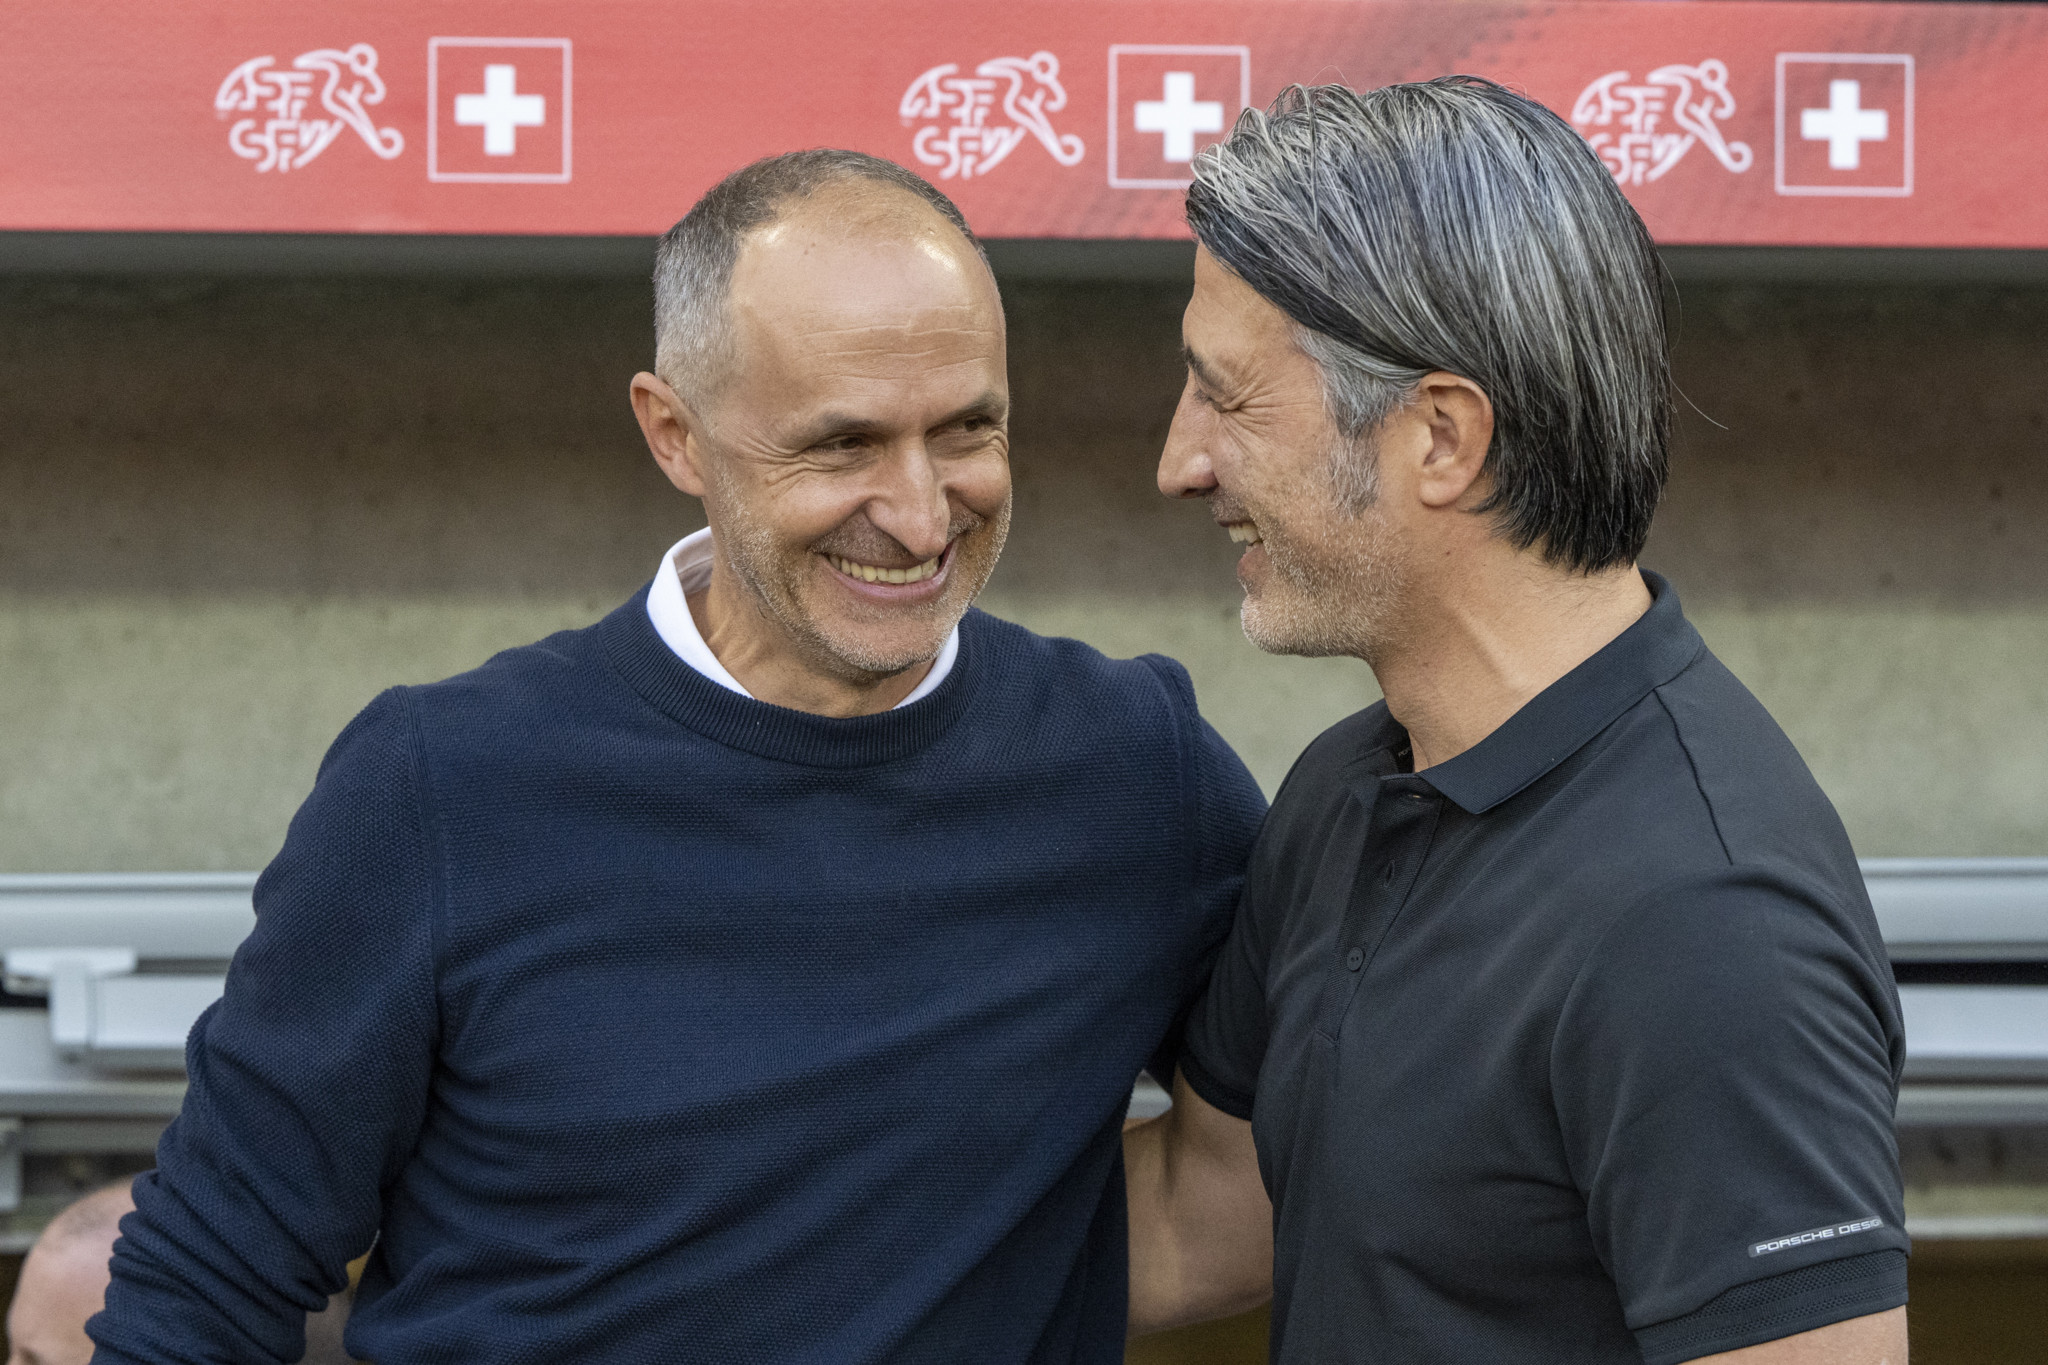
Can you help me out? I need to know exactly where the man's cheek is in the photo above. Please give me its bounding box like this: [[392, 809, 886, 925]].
[[782, 497, 868, 555], [949, 462, 1011, 520]]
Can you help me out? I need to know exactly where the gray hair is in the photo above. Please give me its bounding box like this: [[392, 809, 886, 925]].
[[652, 149, 986, 408], [1186, 78, 1671, 571]]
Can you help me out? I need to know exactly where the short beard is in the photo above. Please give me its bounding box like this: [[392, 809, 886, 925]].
[[1240, 433, 1405, 664], [709, 461, 1011, 681]]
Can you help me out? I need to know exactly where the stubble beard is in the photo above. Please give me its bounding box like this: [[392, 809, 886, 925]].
[[712, 464, 1011, 682], [1238, 446, 1407, 665]]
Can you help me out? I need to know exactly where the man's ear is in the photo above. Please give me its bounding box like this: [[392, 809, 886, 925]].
[[1412, 372, 1495, 510], [629, 372, 711, 498]]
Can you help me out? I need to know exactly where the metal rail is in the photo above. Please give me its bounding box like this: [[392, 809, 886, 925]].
[[7, 860, 2044, 961], [1865, 858, 2048, 962], [0, 862, 2044, 1237], [2, 862, 2045, 1130]]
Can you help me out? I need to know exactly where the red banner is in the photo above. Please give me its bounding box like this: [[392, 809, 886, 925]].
[[2, 0, 2043, 246]]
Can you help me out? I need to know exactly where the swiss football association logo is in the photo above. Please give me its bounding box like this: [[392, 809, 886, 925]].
[[899, 52, 1086, 180], [213, 44, 404, 173], [1570, 60, 1753, 185]]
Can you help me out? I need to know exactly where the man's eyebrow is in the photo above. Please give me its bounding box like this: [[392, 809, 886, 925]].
[[793, 412, 887, 443], [785, 392, 1008, 448], [935, 390, 1009, 427]]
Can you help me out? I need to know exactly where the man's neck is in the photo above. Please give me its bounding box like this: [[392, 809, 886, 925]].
[[688, 568, 933, 718], [1375, 554, 1652, 772]]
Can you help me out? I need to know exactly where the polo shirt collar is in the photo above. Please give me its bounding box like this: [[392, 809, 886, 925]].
[[1418, 571, 1704, 815]]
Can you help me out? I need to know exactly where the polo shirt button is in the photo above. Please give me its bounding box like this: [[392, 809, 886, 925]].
[[1345, 947, 1365, 971]]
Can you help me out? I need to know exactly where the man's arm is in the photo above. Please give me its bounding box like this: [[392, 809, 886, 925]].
[[1124, 1068, 1272, 1335], [89, 690, 440, 1364], [1557, 868, 1910, 1364], [1690, 1307, 1906, 1364], [1126, 660, 1275, 1333]]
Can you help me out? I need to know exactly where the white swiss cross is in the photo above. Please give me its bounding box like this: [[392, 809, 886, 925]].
[[455, 64, 546, 156], [1134, 72, 1223, 162], [1800, 79, 1887, 169]]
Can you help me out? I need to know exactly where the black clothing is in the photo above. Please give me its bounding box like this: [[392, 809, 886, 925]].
[[1183, 573, 1907, 1364]]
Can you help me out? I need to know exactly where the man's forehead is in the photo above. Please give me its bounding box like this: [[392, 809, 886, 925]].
[[735, 295, 1003, 394], [735, 186, 987, 294], [1184, 246, 1296, 382], [731, 218, 995, 354]]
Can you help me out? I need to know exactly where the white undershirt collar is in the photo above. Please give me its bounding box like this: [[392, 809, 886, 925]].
[[645, 528, 959, 709]]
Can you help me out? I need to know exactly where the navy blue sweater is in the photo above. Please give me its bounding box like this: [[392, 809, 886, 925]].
[[91, 593, 1265, 1364]]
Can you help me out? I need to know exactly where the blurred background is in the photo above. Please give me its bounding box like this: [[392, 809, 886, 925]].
[[3, 0, 2046, 1359], [1, 254, 2044, 869], [3, 241, 2043, 1364]]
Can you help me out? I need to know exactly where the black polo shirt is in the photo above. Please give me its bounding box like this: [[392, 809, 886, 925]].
[[1182, 573, 1908, 1364]]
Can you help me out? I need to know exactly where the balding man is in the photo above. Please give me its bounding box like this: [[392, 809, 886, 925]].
[[88, 151, 1264, 1363], [7, 1185, 354, 1365]]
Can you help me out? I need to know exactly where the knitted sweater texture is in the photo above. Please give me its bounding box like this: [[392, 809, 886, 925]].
[[90, 592, 1265, 1364]]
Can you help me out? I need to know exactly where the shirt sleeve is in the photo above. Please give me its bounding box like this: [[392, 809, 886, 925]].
[[90, 689, 442, 1365], [1552, 865, 1909, 1365], [1174, 716, 1362, 1122], [1134, 655, 1266, 1091], [1177, 763, 1305, 1122], [1178, 890, 1267, 1121]]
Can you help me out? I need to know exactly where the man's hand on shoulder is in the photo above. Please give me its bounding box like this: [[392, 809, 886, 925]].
[[1688, 1307, 1907, 1364], [1123, 1068, 1272, 1335]]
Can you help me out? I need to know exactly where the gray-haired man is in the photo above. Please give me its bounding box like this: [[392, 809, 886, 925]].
[[1124, 79, 1909, 1363]]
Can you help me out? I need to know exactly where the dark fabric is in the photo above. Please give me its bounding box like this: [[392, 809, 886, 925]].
[[1183, 572, 1907, 1364], [90, 593, 1266, 1365], [1636, 1250, 1907, 1365]]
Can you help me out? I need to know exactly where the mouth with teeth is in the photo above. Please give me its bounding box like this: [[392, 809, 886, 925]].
[[1223, 521, 1263, 546], [824, 545, 949, 591]]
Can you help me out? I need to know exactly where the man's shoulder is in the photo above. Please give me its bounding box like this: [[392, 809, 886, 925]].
[[962, 607, 1203, 722], [1492, 644, 1873, 944], [405, 606, 619, 714], [1648, 647, 1860, 876], [1547, 648, 1887, 986], [343, 605, 632, 780]]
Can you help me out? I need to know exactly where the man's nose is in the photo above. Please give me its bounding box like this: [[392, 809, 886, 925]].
[[867, 442, 953, 559], [1158, 383, 1219, 500]]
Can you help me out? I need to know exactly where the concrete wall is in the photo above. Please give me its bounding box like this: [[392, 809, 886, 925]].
[[1, 271, 2042, 870]]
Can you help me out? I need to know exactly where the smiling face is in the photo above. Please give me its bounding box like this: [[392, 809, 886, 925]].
[[635, 184, 1011, 702], [1159, 247, 1409, 660]]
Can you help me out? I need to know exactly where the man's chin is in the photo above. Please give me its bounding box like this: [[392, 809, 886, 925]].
[[1240, 596, 1351, 660], [821, 638, 948, 682], [801, 609, 958, 681]]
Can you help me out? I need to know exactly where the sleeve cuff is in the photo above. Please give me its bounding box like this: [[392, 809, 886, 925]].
[[1179, 1048, 1256, 1122], [1635, 1249, 1908, 1365]]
